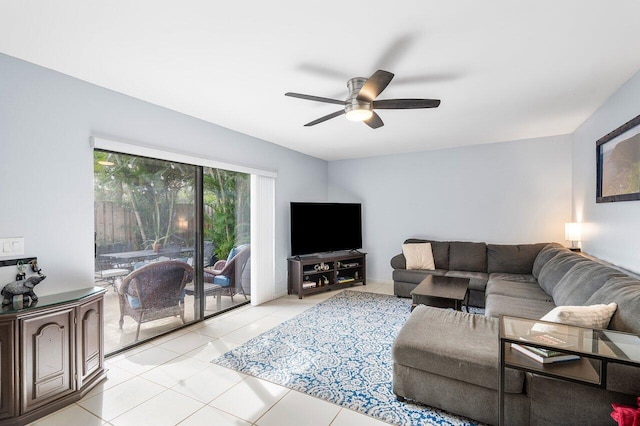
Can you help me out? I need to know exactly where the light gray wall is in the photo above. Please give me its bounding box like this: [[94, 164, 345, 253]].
[[0, 53, 328, 297], [572, 69, 640, 273], [328, 135, 573, 281]]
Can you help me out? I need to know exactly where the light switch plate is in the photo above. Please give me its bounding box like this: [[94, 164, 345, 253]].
[[0, 237, 25, 256]]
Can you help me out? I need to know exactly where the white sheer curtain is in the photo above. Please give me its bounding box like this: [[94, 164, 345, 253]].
[[250, 174, 275, 305]]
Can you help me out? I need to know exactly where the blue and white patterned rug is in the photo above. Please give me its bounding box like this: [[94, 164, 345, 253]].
[[213, 291, 479, 425]]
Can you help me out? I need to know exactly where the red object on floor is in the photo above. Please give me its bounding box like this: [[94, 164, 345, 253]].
[[611, 397, 640, 426]]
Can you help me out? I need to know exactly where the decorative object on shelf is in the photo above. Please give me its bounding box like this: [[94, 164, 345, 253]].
[[510, 343, 580, 364], [314, 262, 330, 272], [302, 281, 316, 290], [565, 222, 582, 251], [596, 113, 640, 203], [1, 274, 46, 305], [29, 259, 42, 274], [16, 260, 26, 281]]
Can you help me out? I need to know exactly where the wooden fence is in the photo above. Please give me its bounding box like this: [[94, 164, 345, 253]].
[[95, 202, 195, 251]]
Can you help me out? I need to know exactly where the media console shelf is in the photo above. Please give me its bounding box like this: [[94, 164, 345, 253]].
[[287, 251, 366, 299]]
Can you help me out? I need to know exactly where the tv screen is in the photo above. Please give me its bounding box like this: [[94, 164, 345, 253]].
[[290, 202, 362, 256]]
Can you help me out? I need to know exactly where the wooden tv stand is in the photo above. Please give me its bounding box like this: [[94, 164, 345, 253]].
[[287, 251, 366, 299]]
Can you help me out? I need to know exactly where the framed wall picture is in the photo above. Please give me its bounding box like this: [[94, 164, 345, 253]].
[[596, 113, 640, 203]]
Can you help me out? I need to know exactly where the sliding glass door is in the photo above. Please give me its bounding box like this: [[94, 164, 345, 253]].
[[94, 152, 198, 352], [94, 150, 253, 354], [202, 167, 251, 314]]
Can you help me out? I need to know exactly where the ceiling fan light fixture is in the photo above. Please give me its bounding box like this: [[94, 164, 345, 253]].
[[285, 69, 440, 128], [345, 88, 373, 121], [345, 108, 373, 121]]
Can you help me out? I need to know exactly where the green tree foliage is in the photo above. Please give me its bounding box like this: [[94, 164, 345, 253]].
[[94, 151, 195, 249], [94, 152, 250, 259], [204, 168, 250, 260]]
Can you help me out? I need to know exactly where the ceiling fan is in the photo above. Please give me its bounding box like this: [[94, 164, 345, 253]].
[[285, 69, 440, 129]]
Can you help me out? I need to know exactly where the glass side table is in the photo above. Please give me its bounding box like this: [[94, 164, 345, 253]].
[[498, 315, 640, 426]]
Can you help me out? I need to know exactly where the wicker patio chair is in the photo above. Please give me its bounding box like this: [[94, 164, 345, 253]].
[[115, 260, 194, 341]]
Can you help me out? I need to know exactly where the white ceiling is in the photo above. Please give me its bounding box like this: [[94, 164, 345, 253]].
[[1, 1, 640, 161]]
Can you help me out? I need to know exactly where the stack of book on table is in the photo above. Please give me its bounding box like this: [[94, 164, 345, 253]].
[[511, 343, 580, 364]]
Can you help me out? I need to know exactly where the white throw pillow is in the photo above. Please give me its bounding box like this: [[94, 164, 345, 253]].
[[402, 243, 435, 270], [539, 303, 618, 329]]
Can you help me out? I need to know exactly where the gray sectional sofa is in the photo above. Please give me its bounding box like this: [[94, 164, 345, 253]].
[[391, 239, 548, 308], [391, 240, 640, 425]]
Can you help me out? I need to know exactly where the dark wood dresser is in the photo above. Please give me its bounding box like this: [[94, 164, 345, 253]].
[[0, 287, 107, 425]]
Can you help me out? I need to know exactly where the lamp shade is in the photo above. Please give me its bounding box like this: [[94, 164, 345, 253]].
[[565, 222, 581, 242]]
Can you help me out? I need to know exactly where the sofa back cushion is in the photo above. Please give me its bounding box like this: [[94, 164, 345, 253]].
[[449, 241, 487, 272], [585, 276, 640, 334], [537, 251, 589, 296], [404, 239, 450, 270], [532, 243, 570, 279], [552, 262, 626, 306], [487, 243, 548, 274]]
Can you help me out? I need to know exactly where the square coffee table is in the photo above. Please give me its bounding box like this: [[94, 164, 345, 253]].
[[410, 275, 470, 311]]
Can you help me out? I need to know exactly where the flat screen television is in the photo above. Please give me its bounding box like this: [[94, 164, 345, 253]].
[[290, 202, 362, 256]]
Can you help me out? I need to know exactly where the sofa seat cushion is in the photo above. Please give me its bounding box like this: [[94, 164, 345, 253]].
[[487, 243, 547, 274], [448, 241, 487, 272], [392, 268, 447, 284], [552, 262, 626, 306], [489, 272, 537, 284], [537, 251, 590, 296], [527, 373, 639, 426], [485, 294, 555, 319], [586, 276, 640, 334], [485, 279, 553, 302], [392, 305, 524, 393], [445, 270, 488, 291], [607, 363, 640, 395]]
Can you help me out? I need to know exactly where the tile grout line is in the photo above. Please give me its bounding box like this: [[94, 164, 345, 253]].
[[250, 388, 292, 426], [82, 289, 395, 425]]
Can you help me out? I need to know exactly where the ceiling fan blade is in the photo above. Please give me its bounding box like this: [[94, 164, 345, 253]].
[[372, 98, 441, 109], [304, 110, 345, 127], [364, 112, 384, 129], [357, 70, 395, 102], [285, 92, 345, 105]]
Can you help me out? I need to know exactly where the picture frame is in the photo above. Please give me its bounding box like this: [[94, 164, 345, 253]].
[[596, 113, 640, 203]]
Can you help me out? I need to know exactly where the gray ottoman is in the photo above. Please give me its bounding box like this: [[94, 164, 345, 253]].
[[392, 305, 530, 425]]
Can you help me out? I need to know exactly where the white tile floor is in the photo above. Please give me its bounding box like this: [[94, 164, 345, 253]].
[[30, 282, 394, 426]]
